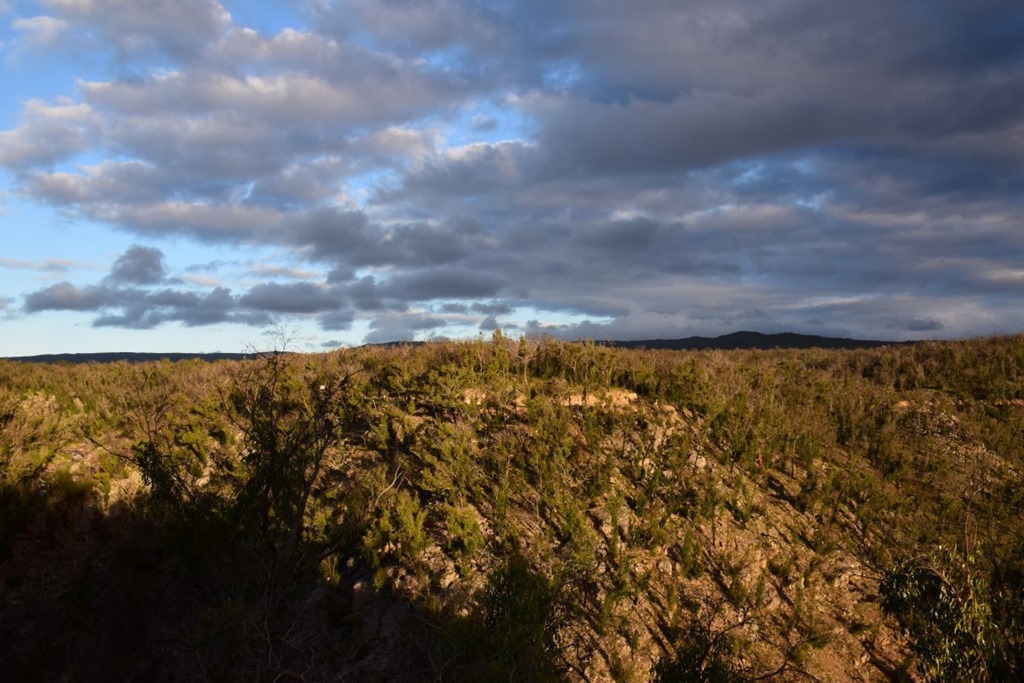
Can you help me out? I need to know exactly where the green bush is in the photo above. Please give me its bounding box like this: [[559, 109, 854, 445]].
[[881, 547, 1003, 682]]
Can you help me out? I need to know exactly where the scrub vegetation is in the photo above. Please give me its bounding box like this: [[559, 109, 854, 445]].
[[2, 332, 1023, 681]]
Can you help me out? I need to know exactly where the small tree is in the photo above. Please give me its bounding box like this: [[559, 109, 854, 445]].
[[228, 346, 355, 550]]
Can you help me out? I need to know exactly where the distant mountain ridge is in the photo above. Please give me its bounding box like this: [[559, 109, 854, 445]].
[[2, 351, 255, 364], [3, 332, 900, 363], [604, 330, 899, 351]]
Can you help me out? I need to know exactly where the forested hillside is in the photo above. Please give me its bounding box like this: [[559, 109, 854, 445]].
[[2, 334, 1023, 682]]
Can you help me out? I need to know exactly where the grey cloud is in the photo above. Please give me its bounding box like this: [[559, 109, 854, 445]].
[[91, 287, 272, 329], [508, 1, 1024, 177], [20, 279, 239, 328], [338, 267, 506, 313], [471, 302, 513, 316], [24, 163, 167, 206], [575, 218, 661, 252], [0, 121, 87, 169], [93, 112, 314, 180], [366, 220, 476, 267], [319, 309, 356, 332], [238, 282, 344, 314], [24, 282, 113, 312], [528, 1, 1024, 107], [906, 317, 945, 332], [393, 141, 540, 197], [312, 0, 511, 63], [292, 209, 375, 262], [246, 157, 357, 208], [20, 270, 350, 330], [96, 202, 285, 243], [326, 266, 356, 284], [432, 301, 508, 320], [536, 93, 865, 177], [470, 115, 498, 132], [82, 65, 457, 131], [311, 0, 596, 93], [36, 0, 229, 63], [107, 245, 165, 284], [363, 312, 449, 344], [749, 1, 1024, 77], [0, 101, 93, 170], [294, 208, 479, 268], [385, 268, 507, 301], [346, 276, 388, 312]]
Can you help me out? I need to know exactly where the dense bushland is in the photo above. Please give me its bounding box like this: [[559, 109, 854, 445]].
[[1, 333, 1023, 681]]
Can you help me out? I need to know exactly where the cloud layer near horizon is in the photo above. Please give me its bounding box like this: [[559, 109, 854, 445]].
[[4, 0, 1024, 343]]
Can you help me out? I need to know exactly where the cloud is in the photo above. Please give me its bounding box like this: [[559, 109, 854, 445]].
[[392, 140, 540, 197], [33, 0, 230, 62], [5, 0, 1024, 343], [18, 244, 356, 331], [471, 302, 513, 316], [24, 281, 112, 312], [293, 209, 483, 269], [247, 263, 320, 280], [318, 309, 355, 332], [21, 278, 272, 330], [0, 99, 94, 170], [311, 0, 508, 59], [238, 282, 344, 314], [80, 67, 454, 130], [0, 257, 75, 272], [12, 15, 69, 50], [478, 315, 500, 332], [384, 268, 508, 302], [178, 274, 221, 288], [363, 312, 449, 344], [906, 317, 945, 332], [107, 245, 165, 284]]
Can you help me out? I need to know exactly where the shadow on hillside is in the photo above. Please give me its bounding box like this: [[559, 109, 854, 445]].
[[0, 476, 567, 683]]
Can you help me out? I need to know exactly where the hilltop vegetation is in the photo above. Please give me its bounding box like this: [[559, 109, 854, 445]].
[[2, 333, 1023, 681]]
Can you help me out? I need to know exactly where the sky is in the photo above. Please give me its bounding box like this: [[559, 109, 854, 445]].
[[1, 1, 1023, 355]]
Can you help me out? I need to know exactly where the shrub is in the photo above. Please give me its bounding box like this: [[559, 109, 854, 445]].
[[881, 547, 1002, 682]]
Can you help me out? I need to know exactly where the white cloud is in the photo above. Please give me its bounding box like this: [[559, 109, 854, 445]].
[[178, 274, 221, 288], [981, 268, 1024, 285], [12, 15, 70, 48], [0, 257, 75, 272], [40, 0, 230, 60], [0, 99, 94, 169], [248, 263, 321, 280]]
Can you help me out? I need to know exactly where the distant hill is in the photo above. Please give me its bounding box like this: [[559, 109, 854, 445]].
[[3, 332, 901, 363], [604, 330, 899, 350], [3, 351, 255, 364]]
